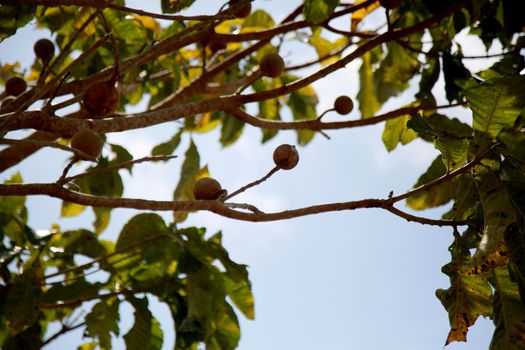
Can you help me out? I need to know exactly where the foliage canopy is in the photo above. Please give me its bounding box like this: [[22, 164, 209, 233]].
[[0, 0, 524, 348]]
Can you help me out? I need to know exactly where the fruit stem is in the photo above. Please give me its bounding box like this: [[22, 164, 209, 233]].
[[224, 166, 280, 201]]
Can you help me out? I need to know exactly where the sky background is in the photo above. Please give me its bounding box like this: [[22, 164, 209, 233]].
[[0, 1, 504, 349]]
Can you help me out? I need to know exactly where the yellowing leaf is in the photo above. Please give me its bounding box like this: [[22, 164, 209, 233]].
[[132, 15, 160, 33], [351, 0, 380, 31]]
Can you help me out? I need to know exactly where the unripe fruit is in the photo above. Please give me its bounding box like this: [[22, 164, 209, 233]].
[[34, 38, 55, 62], [333, 95, 354, 115], [71, 129, 104, 159], [193, 177, 224, 200], [5, 77, 27, 97], [260, 53, 285, 78], [273, 144, 299, 170], [82, 81, 120, 117], [379, 0, 401, 9]]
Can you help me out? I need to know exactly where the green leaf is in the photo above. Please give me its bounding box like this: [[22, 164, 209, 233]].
[[55, 229, 108, 259], [465, 75, 525, 137], [288, 84, 319, 145], [0, 6, 35, 42], [0, 172, 25, 216], [224, 278, 254, 320], [93, 207, 111, 234], [85, 298, 120, 350], [436, 231, 492, 345], [109, 144, 133, 172], [60, 201, 86, 217], [151, 129, 182, 156], [308, 27, 345, 66], [468, 171, 517, 273], [124, 296, 163, 350], [115, 213, 169, 252], [489, 267, 525, 350], [4, 276, 41, 335], [443, 52, 470, 102], [173, 140, 200, 201], [243, 10, 275, 30], [161, 0, 196, 13], [43, 280, 102, 306], [187, 266, 226, 319], [220, 113, 245, 147], [434, 136, 468, 171], [381, 114, 417, 152], [406, 155, 457, 210], [208, 232, 249, 284], [207, 302, 241, 350], [357, 50, 382, 118], [303, 0, 340, 24]]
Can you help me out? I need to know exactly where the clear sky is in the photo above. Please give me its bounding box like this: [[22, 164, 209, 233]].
[[0, 1, 499, 349]]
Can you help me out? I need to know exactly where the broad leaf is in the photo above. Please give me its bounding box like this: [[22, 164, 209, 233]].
[[436, 231, 492, 344], [465, 75, 525, 137], [303, 0, 340, 24], [406, 155, 457, 210], [5, 275, 41, 335], [85, 298, 120, 350], [489, 267, 525, 350], [381, 114, 417, 152], [225, 278, 254, 320], [124, 296, 163, 350]]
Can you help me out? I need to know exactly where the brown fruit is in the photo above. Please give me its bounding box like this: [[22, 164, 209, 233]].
[[5, 77, 27, 97], [260, 53, 285, 78], [273, 144, 299, 170], [82, 81, 120, 117], [34, 38, 55, 62], [229, 0, 251, 18], [193, 177, 224, 200], [208, 40, 227, 53], [379, 0, 401, 9], [71, 129, 104, 159], [333, 95, 354, 115]]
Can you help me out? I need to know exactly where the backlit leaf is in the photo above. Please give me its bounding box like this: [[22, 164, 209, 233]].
[[465, 75, 525, 137], [303, 0, 340, 24], [85, 298, 120, 349]]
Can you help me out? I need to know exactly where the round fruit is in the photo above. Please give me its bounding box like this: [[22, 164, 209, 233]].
[[34, 38, 55, 62], [260, 53, 285, 78], [193, 177, 224, 200], [5, 77, 27, 97], [208, 40, 226, 53], [273, 144, 299, 170], [71, 129, 104, 159], [229, 0, 251, 18], [379, 0, 401, 9], [1, 96, 17, 113], [333, 95, 354, 115], [82, 81, 120, 116]]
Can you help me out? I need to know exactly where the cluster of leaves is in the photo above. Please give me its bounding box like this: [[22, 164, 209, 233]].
[[0, 182, 253, 349], [0, 0, 525, 348]]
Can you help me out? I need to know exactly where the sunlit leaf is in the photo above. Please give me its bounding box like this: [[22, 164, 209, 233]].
[[357, 49, 382, 118], [381, 114, 417, 152], [351, 0, 380, 30], [303, 0, 340, 24]]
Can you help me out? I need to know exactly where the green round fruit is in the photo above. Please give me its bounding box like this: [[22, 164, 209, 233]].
[[34, 38, 55, 62], [5, 77, 27, 97], [193, 177, 224, 200], [71, 129, 104, 159], [260, 53, 285, 78], [333, 95, 354, 115], [273, 144, 299, 170], [82, 81, 120, 117]]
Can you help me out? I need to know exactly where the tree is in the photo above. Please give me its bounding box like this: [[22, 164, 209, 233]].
[[0, 0, 524, 348]]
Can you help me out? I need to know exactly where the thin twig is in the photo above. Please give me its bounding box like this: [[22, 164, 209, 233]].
[[42, 321, 86, 347], [57, 157, 79, 185], [61, 155, 176, 184], [224, 166, 280, 201], [44, 233, 170, 280], [0, 137, 95, 160]]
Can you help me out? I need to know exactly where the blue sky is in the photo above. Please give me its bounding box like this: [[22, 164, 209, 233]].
[[0, 1, 499, 349]]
